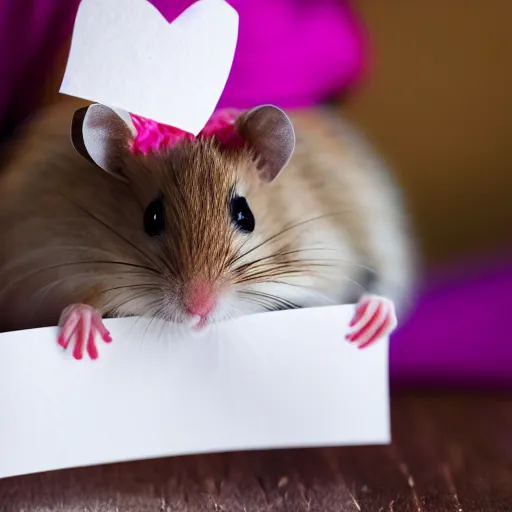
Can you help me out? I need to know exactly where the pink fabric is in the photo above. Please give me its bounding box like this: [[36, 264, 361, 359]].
[[130, 108, 243, 155], [130, 114, 195, 154], [0, 1, 368, 135], [199, 108, 243, 145], [152, 0, 369, 110], [0, 0, 80, 135], [391, 257, 512, 389]]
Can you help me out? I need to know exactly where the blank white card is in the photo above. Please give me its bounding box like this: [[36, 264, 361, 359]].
[[0, 305, 390, 479]]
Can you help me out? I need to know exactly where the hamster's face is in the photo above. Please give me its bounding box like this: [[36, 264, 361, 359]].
[[129, 139, 286, 328], [71, 103, 296, 328]]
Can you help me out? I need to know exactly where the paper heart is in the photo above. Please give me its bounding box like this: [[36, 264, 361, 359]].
[[60, 0, 239, 135]]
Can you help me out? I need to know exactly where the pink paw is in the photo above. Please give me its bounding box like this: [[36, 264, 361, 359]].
[[345, 295, 397, 349], [57, 304, 112, 360]]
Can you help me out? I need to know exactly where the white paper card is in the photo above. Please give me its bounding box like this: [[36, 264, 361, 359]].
[[0, 305, 390, 480], [60, 0, 239, 135]]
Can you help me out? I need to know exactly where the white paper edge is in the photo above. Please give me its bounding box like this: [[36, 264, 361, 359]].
[[0, 305, 390, 479]]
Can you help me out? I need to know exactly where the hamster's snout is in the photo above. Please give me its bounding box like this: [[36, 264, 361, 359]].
[[184, 278, 218, 329]]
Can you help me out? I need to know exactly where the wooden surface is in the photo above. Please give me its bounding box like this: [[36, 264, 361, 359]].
[[1, 391, 511, 511]]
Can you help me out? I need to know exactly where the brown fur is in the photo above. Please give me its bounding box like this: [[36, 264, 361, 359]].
[[0, 99, 417, 332]]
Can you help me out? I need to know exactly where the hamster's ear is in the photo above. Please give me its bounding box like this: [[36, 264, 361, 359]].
[[71, 103, 136, 181], [236, 105, 295, 183]]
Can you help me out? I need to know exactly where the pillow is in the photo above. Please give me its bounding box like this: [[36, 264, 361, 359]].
[[391, 259, 512, 388]]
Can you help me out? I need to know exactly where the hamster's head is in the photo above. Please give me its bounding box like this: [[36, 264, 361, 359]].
[[71, 104, 297, 328]]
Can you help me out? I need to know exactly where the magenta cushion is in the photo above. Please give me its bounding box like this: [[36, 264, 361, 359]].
[[0, 0, 368, 132], [0, 0, 81, 132], [391, 258, 512, 388]]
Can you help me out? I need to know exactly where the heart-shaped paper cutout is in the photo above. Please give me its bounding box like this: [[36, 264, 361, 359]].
[[60, 0, 239, 135]]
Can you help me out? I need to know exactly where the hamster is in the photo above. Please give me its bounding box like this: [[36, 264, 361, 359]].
[[0, 98, 417, 360]]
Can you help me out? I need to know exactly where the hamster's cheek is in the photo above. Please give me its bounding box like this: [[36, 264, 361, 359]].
[[240, 281, 315, 310], [210, 289, 261, 323], [229, 230, 269, 269]]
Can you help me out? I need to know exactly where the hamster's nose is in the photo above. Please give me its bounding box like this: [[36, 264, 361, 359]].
[[184, 278, 217, 319]]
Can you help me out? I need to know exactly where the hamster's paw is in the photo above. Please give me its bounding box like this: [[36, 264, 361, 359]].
[[345, 295, 397, 349], [57, 304, 112, 360]]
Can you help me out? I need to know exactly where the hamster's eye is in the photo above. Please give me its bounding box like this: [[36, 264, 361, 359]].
[[143, 198, 165, 237], [230, 195, 255, 233]]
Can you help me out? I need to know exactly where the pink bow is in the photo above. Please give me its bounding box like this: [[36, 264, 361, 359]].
[[129, 108, 244, 155]]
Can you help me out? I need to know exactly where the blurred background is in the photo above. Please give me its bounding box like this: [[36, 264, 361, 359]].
[[0, 0, 510, 387]]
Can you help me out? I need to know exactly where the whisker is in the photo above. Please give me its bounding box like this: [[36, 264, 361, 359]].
[[233, 259, 337, 279], [129, 301, 163, 337], [0, 260, 161, 299], [27, 271, 115, 325], [0, 245, 138, 272], [238, 290, 301, 310], [237, 290, 298, 312], [228, 212, 345, 267], [233, 248, 378, 277], [62, 194, 168, 272], [95, 283, 162, 297], [86, 283, 164, 316], [156, 310, 173, 343], [239, 296, 276, 313], [140, 300, 168, 341], [235, 267, 319, 284], [103, 290, 160, 318], [268, 281, 343, 307]]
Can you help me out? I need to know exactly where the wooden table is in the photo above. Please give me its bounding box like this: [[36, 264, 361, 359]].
[[1, 391, 511, 511]]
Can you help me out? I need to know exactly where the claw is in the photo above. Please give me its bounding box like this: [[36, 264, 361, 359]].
[[346, 295, 397, 349], [58, 304, 111, 360], [349, 299, 370, 327], [86, 328, 98, 360]]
